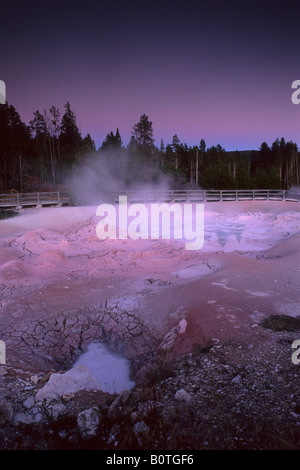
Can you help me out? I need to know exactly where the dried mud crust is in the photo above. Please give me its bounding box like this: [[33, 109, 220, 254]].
[[0, 202, 300, 449], [0, 304, 157, 371], [0, 323, 299, 450]]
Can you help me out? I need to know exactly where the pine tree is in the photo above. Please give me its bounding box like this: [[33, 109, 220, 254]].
[[200, 138, 206, 153], [0, 103, 32, 191], [30, 110, 53, 184], [115, 128, 122, 148], [171, 134, 181, 170], [132, 114, 155, 158], [59, 102, 82, 169], [82, 133, 96, 153], [101, 129, 122, 151], [49, 105, 61, 163]]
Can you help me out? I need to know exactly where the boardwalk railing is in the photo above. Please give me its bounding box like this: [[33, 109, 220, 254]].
[[0, 189, 299, 209], [111, 189, 300, 204], [0, 191, 71, 209]]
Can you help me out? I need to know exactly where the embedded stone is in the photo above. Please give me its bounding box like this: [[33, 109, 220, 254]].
[[35, 365, 101, 401]]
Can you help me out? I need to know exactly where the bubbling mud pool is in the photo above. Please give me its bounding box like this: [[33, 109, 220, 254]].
[[1, 201, 300, 393], [71, 342, 135, 394]]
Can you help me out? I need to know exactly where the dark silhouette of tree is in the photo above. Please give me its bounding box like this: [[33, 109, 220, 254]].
[[200, 138, 206, 153], [235, 156, 252, 189], [0, 103, 32, 191], [197, 139, 206, 185], [201, 145, 235, 189], [49, 105, 61, 164], [2, 99, 300, 193], [115, 128, 122, 148], [59, 102, 82, 170], [127, 135, 138, 154], [82, 133, 96, 154], [30, 110, 53, 183], [171, 134, 181, 170], [101, 128, 122, 151], [132, 114, 155, 158], [43, 110, 58, 185], [250, 138, 299, 189], [157, 138, 165, 170]]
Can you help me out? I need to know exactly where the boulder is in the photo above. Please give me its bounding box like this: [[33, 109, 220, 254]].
[[77, 406, 101, 439], [108, 389, 139, 421], [174, 389, 192, 402], [14, 410, 43, 425], [35, 365, 101, 401], [133, 421, 150, 446], [0, 401, 14, 424]]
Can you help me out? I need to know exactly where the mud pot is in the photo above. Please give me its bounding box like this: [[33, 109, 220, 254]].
[[0, 200, 300, 449]]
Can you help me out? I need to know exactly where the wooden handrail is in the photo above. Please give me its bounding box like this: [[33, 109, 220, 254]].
[[0, 189, 299, 209], [111, 189, 298, 203], [0, 191, 71, 209]]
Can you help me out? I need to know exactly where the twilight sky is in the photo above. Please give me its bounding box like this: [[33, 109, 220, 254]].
[[2, 0, 300, 151]]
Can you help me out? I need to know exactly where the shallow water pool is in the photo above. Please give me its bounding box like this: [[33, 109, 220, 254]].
[[72, 342, 135, 394]]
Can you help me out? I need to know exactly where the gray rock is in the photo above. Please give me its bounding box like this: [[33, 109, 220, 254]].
[[14, 412, 32, 425], [137, 400, 162, 419], [33, 412, 43, 423], [47, 403, 67, 420], [0, 367, 7, 377], [174, 389, 192, 402], [133, 421, 150, 445], [0, 401, 14, 424], [14, 411, 43, 425], [232, 375, 242, 384], [107, 424, 121, 444], [77, 406, 101, 438], [133, 420, 150, 436], [23, 397, 35, 410], [35, 365, 101, 402], [108, 389, 138, 420]]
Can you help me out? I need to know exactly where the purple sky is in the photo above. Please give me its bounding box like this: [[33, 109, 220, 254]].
[[2, 0, 300, 151]]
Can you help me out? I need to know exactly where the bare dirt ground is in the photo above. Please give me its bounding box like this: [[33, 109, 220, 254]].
[[0, 200, 300, 450]]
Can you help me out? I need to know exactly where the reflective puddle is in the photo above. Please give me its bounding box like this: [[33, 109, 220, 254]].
[[72, 342, 135, 394]]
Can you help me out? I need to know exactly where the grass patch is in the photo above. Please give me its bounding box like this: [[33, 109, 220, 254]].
[[260, 314, 300, 332], [0, 209, 18, 220]]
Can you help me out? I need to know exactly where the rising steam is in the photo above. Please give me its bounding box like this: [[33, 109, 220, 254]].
[[66, 149, 174, 205]]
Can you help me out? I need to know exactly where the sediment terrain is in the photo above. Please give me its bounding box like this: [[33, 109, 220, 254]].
[[0, 201, 300, 450]]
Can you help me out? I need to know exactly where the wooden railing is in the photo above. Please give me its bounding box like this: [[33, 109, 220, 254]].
[[111, 189, 300, 203], [0, 191, 71, 209], [0, 189, 299, 209]]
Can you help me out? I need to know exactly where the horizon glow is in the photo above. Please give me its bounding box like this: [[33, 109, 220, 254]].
[[2, 1, 300, 152]]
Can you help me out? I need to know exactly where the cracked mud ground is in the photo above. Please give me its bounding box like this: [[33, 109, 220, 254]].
[[0, 201, 300, 450]]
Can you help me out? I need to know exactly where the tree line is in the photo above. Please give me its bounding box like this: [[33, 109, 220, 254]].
[[0, 101, 299, 193]]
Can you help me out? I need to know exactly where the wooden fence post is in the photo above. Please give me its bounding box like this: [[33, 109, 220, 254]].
[[16, 193, 21, 209], [36, 192, 41, 208]]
